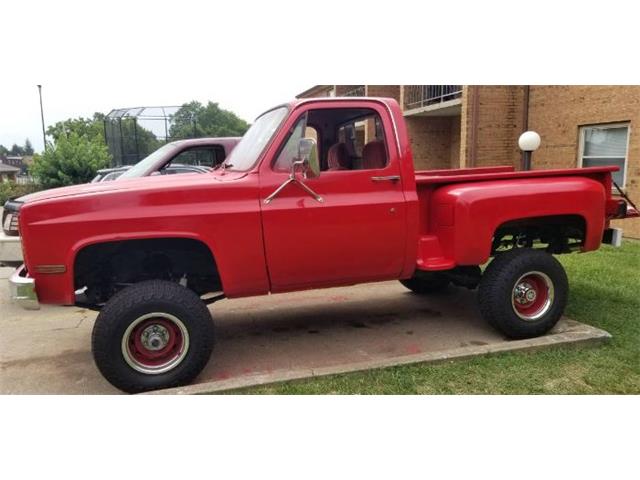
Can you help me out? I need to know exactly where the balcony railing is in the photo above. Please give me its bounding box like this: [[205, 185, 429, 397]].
[[341, 85, 366, 97], [403, 85, 463, 111]]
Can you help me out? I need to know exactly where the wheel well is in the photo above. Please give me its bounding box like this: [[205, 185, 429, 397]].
[[492, 215, 586, 255], [74, 238, 221, 306]]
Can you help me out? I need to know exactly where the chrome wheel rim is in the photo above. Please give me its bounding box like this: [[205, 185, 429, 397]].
[[511, 271, 554, 322], [121, 312, 190, 374]]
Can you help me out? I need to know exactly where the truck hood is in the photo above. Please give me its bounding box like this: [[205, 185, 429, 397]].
[[14, 171, 248, 205], [17, 181, 138, 204]]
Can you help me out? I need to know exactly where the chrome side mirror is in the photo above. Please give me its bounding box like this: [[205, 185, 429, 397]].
[[264, 137, 323, 205], [298, 137, 320, 179]]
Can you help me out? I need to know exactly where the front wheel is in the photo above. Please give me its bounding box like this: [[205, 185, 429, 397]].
[[478, 249, 568, 339], [91, 280, 215, 393]]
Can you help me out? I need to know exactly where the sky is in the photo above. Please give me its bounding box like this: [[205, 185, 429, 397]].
[[0, 80, 309, 153], [1, 0, 634, 154]]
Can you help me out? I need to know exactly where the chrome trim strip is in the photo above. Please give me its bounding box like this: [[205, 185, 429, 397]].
[[371, 175, 401, 182]]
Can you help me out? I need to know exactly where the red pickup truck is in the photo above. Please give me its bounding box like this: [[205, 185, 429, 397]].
[[9, 97, 637, 392]]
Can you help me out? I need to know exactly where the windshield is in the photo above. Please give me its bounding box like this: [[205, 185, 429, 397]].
[[118, 142, 178, 179], [224, 107, 288, 171]]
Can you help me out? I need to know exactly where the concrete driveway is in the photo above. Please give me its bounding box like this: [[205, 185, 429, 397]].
[[0, 267, 610, 394]]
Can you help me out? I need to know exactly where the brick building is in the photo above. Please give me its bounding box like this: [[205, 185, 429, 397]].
[[297, 85, 640, 238]]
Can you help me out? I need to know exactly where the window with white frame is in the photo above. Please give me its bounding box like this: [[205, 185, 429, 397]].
[[579, 123, 630, 188]]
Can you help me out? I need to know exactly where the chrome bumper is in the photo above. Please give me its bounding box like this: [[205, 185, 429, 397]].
[[9, 264, 39, 310]]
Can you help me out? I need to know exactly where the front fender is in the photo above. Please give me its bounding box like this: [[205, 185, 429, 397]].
[[19, 173, 268, 305]]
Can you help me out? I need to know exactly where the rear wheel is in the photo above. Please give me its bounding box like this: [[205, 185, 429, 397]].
[[400, 272, 450, 294], [91, 280, 214, 393], [478, 248, 568, 339]]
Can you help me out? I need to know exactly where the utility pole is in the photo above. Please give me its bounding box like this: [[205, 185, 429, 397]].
[[37, 85, 46, 150]]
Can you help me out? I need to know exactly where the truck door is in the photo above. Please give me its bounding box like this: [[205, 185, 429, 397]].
[[259, 103, 407, 292]]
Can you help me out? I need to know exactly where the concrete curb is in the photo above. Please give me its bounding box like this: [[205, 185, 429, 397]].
[[147, 318, 611, 395]]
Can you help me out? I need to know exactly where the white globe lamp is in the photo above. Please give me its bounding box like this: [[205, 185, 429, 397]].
[[518, 131, 541, 170]]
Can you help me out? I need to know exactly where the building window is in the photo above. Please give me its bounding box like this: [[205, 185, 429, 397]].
[[579, 123, 630, 188]]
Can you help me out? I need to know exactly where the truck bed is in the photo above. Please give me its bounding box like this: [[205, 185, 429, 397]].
[[412, 165, 621, 272]]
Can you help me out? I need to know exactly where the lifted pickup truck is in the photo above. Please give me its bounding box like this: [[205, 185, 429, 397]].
[[9, 97, 638, 392]]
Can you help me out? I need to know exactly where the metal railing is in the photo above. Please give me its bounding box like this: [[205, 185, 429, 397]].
[[403, 85, 463, 110], [341, 85, 366, 97]]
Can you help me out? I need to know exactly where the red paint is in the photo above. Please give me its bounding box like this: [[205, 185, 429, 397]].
[[15, 97, 636, 305], [406, 344, 422, 355]]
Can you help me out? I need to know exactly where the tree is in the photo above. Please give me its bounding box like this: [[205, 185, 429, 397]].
[[30, 132, 111, 188], [169, 101, 249, 140], [49, 112, 162, 164], [24, 139, 34, 155], [0, 144, 8, 157], [10, 144, 24, 156], [46, 113, 106, 144], [115, 118, 161, 163]]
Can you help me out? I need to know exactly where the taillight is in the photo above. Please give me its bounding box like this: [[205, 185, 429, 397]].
[[2, 200, 23, 236], [3, 211, 20, 236]]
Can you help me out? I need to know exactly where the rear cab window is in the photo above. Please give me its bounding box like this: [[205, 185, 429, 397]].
[[168, 146, 226, 169]]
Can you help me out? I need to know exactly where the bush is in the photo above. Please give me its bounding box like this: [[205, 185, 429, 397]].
[[0, 181, 43, 205], [30, 132, 111, 188]]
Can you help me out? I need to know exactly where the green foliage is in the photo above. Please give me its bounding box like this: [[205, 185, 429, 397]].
[[0, 139, 34, 157], [29, 132, 111, 188], [23, 139, 34, 156], [0, 181, 43, 204], [48, 112, 161, 164], [115, 118, 162, 162], [169, 101, 249, 139], [46, 113, 106, 144], [10, 143, 23, 156]]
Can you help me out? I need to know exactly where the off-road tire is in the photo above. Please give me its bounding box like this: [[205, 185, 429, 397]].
[[91, 280, 214, 393], [400, 273, 450, 294], [478, 248, 568, 339]]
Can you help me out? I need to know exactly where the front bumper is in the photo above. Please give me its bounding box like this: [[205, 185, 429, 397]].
[[9, 264, 39, 310]]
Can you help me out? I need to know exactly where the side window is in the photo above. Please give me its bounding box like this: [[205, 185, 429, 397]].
[[273, 116, 307, 172], [333, 114, 387, 171], [579, 123, 629, 188], [273, 108, 389, 173]]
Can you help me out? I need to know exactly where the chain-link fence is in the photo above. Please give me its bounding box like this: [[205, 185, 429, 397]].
[[105, 106, 193, 166]]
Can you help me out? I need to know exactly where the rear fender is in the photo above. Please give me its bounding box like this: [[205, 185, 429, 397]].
[[430, 176, 606, 266]]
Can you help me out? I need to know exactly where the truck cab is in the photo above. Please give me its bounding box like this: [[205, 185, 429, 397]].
[[255, 99, 415, 291]]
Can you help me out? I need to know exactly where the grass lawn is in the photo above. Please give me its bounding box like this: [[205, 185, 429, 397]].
[[234, 240, 640, 394]]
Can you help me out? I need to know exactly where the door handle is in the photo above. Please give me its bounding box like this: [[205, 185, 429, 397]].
[[371, 175, 401, 183]]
